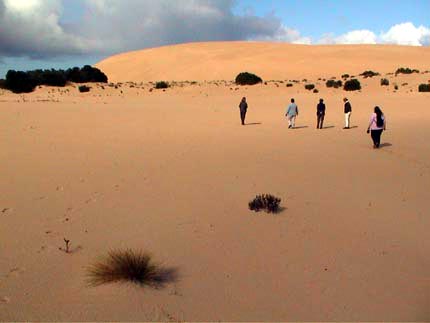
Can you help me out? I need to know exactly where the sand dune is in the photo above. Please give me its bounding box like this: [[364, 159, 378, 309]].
[[96, 41, 430, 82], [1, 42, 430, 321]]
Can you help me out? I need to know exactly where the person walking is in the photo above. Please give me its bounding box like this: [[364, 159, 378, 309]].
[[286, 98, 299, 129], [343, 97, 352, 129], [367, 106, 386, 148], [239, 97, 248, 125], [316, 98, 326, 129]]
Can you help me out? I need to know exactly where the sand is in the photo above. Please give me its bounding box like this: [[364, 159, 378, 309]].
[[1, 42, 430, 321]]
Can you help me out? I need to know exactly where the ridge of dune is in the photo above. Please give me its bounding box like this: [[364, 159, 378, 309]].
[[96, 41, 430, 83]]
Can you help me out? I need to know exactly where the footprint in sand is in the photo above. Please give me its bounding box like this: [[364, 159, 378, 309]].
[[0, 296, 10, 304], [1, 208, 12, 215]]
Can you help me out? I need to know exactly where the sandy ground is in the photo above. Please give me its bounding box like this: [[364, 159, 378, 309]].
[[1, 45, 430, 321]]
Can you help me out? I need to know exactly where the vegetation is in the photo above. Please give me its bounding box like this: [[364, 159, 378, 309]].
[[0, 79, 5, 89], [304, 84, 315, 90], [380, 78, 389, 86], [78, 85, 91, 93], [360, 70, 379, 78], [154, 81, 169, 89], [344, 79, 361, 91], [249, 194, 281, 213], [87, 249, 178, 288], [3, 65, 108, 93], [341, 74, 350, 79], [326, 79, 342, 88], [313, 88, 319, 93], [235, 72, 263, 85], [418, 84, 430, 92], [395, 67, 419, 75], [286, 83, 293, 87]]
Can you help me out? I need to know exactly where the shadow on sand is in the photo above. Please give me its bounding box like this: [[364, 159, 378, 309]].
[[244, 122, 262, 126], [292, 126, 308, 129], [379, 142, 393, 148]]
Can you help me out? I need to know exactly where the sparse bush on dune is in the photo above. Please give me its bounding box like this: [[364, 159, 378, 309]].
[[341, 74, 350, 79], [418, 84, 430, 92], [286, 83, 293, 87], [235, 72, 263, 85], [395, 67, 419, 75], [304, 84, 315, 90], [155, 81, 169, 89], [344, 79, 361, 91], [380, 78, 389, 86], [360, 70, 379, 78], [78, 85, 91, 93], [86, 249, 178, 288], [313, 88, 319, 93], [326, 79, 342, 88], [249, 194, 281, 213], [0, 79, 6, 89]]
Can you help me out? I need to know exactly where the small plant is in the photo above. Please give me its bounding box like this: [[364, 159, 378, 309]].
[[235, 72, 262, 85], [313, 88, 319, 93], [341, 74, 350, 79], [418, 84, 430, 92], [87, 249, 178, 288], [360, 70, 379, 78], [380, 78, 389, 86], [155, 81, 169, 89], [395, 67, 419, 75], [304, 84, 315, 90], [286, 83, 293, 87], [78, 85, 90, 93], [326, 79, 342, 88], [59, 238, 71, 253], [248, 194, 281, 213], [344, 79, 361, 91], [394, 84, 399, 90]]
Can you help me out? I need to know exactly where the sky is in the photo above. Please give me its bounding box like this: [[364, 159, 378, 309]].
[[0, 0, 429, 78]]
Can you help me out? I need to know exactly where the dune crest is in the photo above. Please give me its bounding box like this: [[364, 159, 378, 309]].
[[96, 41, 430, 82]]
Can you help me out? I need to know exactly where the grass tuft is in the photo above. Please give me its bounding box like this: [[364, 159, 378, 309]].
[[87, 249, 178, 288]]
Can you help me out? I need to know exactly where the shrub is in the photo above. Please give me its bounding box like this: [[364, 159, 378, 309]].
[[326, 79, 342, 88], [360, 70, 379, 78], [286, 83, 293, 87], [313, 88, 319, 93], [344, 79, 361, 91], [0, 79, 6, 89], [395, 67, 419, 75], [418, 84, 430, 92], [380, 78, 389, 86], [86, 249, 178, 287], [341, 74, 350, 79], [394, 84, 399, 90], [248, 194, 281, 213], [304, 84, 315, 90], [3, 66, 108, 93], [155, 81, 169, 89], [235, 72, 263, 85], [78, 85, 91, 93]]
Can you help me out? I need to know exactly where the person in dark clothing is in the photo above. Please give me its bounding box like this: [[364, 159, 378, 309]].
[[239, 97, 248, 125], [316, 98, 326, 129], [343, 97, 352, 129]]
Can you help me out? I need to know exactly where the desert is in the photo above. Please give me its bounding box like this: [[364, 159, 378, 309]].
[[1, 42, 430, 321]]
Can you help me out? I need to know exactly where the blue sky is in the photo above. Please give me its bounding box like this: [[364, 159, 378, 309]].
[[1, 0, 429, 78]]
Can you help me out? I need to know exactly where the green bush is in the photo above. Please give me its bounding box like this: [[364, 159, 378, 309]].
[[418, 84, 430, 92], [78, 85, 91, 93], [395, 67, 419, 75], [360, 70, 379, 78], [235, 72, 263, 85], [344, 79, 361, 91], [155, 81, 169, 89], [380, 78, 389, 86], [326, 79, 342, 88], [249, 194, 281, 213], [304, 84, 315, 90], [341, 74, 350, 79]]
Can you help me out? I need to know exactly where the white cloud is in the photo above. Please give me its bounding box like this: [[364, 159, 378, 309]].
[[380, 22, 430, 46], [256, 25, 312, 44], [0, 0, 97, 58]]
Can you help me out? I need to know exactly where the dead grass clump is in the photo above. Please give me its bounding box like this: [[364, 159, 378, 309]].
[[87, 249, 178, 288]]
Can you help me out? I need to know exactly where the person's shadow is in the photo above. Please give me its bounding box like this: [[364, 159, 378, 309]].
[[245, 122, 262, 126], [293, 126, 309, 129], [379, 143, 393, 148]]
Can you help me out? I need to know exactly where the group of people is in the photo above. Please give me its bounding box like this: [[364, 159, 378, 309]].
[[238, 97, 387, 149]]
